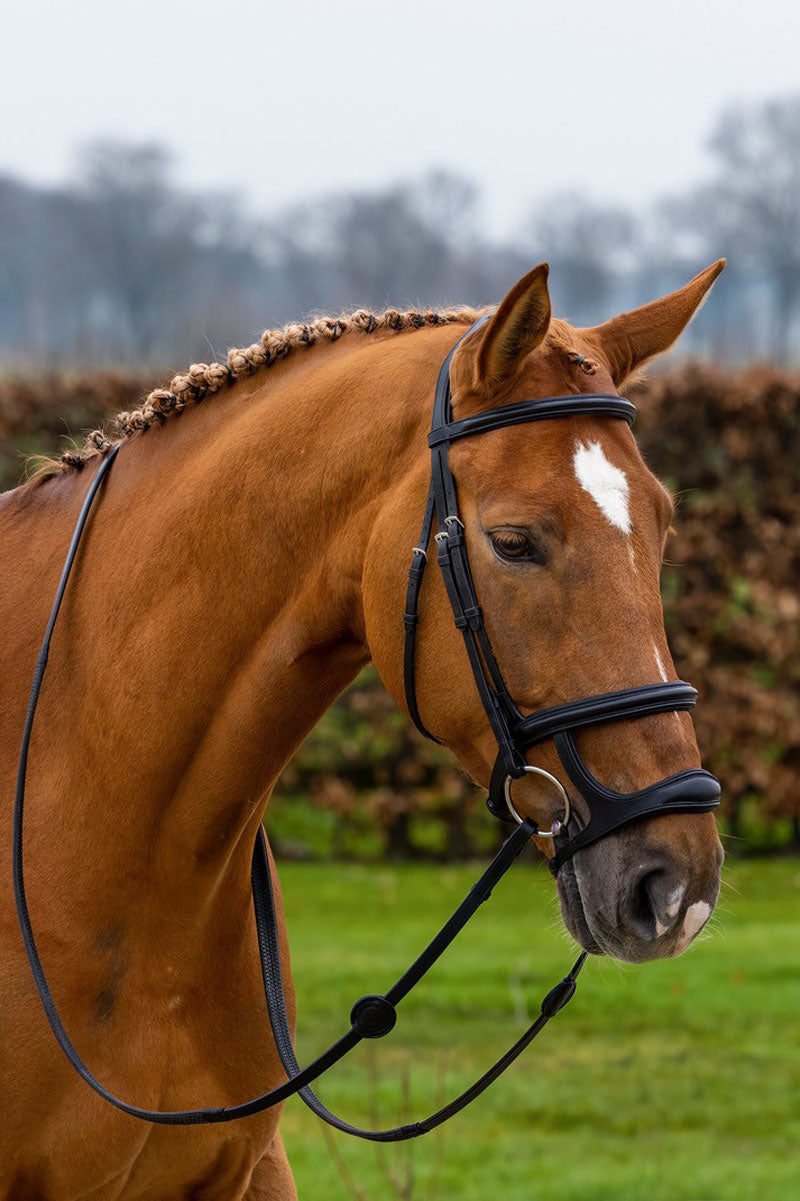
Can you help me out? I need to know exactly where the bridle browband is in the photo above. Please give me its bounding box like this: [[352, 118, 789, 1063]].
[[11, 315, 719, 1135], [403, 313, 720, 873]]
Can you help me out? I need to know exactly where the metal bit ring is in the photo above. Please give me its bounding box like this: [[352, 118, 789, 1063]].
[[503, 765, 571, 838]]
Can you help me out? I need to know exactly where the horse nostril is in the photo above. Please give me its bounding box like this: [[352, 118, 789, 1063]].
[[630, 865, 686, 940]]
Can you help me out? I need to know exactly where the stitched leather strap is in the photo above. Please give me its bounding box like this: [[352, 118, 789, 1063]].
[[512, 681, 700, 747], [428, 394, 636, 447], [403, 482, 439, 742], [253, 823, 586, 1141]]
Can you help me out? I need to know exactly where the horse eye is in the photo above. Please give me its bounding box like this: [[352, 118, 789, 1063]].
[[490, 530, 546, 565]]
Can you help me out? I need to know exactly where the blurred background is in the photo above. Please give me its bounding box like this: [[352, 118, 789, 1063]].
[[2, 2, 798, 1197]]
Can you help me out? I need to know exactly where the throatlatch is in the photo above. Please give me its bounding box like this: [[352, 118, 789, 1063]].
[[403, 313, 720, 867]]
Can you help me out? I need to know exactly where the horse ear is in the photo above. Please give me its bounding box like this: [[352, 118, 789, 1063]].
[[582, 259, 726, 385], [476, 264, 551, 387]]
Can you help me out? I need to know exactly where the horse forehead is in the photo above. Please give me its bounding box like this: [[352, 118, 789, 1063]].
[[459, 417, 647, 506]]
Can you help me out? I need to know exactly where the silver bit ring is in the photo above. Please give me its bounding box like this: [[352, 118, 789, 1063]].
[[503, 765, 571, 838]]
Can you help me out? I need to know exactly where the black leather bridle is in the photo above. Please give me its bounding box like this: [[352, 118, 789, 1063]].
[[12, 314, 719, 1136], [403, 312, 720, 872]]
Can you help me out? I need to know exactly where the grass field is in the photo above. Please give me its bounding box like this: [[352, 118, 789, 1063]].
[[272, 854, 800, 1201]]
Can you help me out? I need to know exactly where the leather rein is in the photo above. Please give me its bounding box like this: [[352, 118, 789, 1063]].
[[12, 314, 719, 1134]]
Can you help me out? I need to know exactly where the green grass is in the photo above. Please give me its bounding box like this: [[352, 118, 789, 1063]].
[[274, 855, 800, 1201]]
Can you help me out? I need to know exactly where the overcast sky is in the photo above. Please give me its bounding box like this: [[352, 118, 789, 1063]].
[[4, 0, 799, 236]]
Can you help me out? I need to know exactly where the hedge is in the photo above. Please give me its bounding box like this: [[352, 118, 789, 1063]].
[[2, 364, 797, 856]]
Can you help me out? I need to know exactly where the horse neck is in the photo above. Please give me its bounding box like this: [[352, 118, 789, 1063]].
[[8, 327, 451, 943]]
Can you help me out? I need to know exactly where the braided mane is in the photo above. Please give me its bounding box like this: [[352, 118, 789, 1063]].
[[32, 306, 483, 481]]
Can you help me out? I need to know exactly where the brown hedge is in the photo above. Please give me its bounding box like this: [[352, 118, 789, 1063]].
[[1, 364, 797, 851], [0, 372, 149, 490], [634, 366, 799, 838]]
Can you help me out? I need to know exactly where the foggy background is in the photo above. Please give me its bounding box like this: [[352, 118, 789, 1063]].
[[2, 0, 800, 368]]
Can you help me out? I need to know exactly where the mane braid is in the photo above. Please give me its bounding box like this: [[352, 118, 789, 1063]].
[[34, 306, 483, 481]]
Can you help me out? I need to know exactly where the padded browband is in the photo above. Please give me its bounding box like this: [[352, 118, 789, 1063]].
[[428, 394, 637, 446]]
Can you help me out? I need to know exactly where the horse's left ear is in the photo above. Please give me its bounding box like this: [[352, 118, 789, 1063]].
[[475, 263, 552, 387], [582, 259, 726, 385]]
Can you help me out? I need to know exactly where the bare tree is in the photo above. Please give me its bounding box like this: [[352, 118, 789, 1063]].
[[524, 192, 639, 324], [67, 141, 273, 363], [694, 96, 800, 361], [2, 100, 800, 368], [268, 171, 484, 317], [72, 142, 206, 358]]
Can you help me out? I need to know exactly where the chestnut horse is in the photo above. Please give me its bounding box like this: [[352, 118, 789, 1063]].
[[0, 262, 725, 1199]]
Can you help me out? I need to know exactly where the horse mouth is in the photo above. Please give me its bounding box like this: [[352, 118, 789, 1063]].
[[556, 858, 604, 956]]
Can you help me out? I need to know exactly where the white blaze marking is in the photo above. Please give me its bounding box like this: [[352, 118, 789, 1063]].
[[653, 645, 669, 682], [675, 901, 711, 952], [573, 440, 632, 534], [654, 644, 683, 727]]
